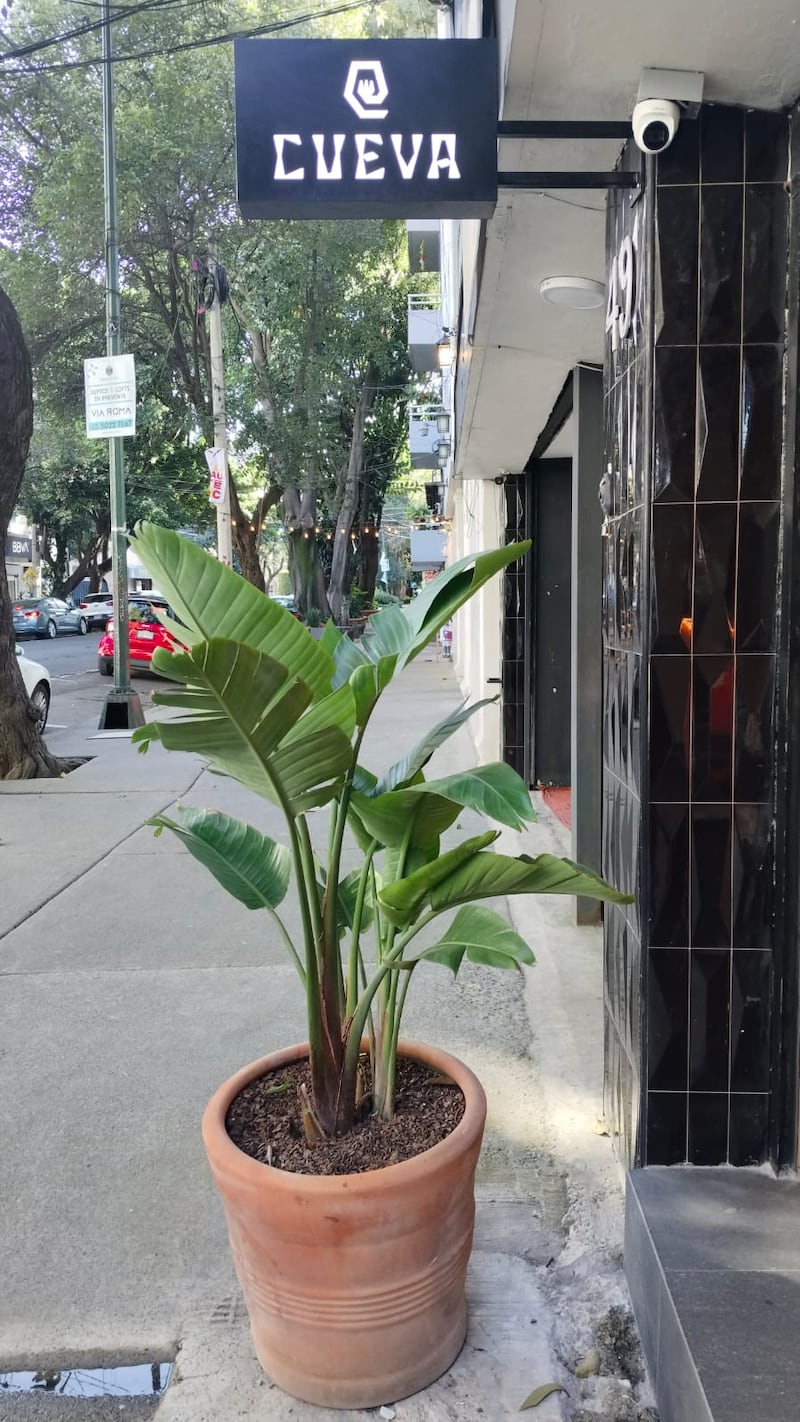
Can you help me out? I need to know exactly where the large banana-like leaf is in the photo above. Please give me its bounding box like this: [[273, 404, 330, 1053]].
[[418, 765, 536, 830], [394, 541, 531, 670], [408, 905, 535, 974], [379, 831, 500, 926], [349, 762, 533, 848], [373, 698, 501, 796], [349, 787, 461, 849], [425, 851, 633, 914], [148, 806, 291, 910], [132, 638, 353, 813], [130, 523, 335, 700], [359, 605, 414, 663]]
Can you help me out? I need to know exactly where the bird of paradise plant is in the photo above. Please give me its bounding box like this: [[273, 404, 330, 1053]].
[[130, 524, 628, 1140]]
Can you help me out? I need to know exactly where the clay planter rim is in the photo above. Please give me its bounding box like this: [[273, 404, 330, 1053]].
[[202, 1038, 487, 1194]]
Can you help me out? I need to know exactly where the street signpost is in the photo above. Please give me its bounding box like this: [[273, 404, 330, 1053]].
[[84, 355, 136, 439], [95, 0, 143, 732]]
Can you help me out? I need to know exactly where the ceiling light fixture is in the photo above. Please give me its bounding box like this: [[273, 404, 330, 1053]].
[[538, 276, 606, 310]]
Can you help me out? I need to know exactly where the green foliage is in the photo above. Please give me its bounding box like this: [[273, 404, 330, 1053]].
[[0, 0, 415, 593], [131, 525, 631, 1139]]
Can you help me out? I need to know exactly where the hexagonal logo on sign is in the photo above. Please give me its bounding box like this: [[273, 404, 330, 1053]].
[[343, 60, 389, 120]]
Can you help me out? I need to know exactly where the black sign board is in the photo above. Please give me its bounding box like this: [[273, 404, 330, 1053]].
[[4, 534, 32, 561], [234, 39, 498, 220]]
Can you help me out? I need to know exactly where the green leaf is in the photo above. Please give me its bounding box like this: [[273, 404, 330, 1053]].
[[428, 852, 633, 914], [379, 831, 500, 926], [132, 638, 353, 813], [349, 656, 398, 727], [336, 867, 374, 936], [399, 542, 531, 670], [413, 763, 536, 831], [374, 697, 501, 795], [359, 604, 414, 662], [147, 807, 291, 910], [411, 905, 535, 974], [130, 524, 335, 700], [520, 1382, 568, 1409], [350, 786, 461, 849]]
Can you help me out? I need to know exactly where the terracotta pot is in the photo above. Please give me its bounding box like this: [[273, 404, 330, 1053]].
[[202, 1039, 487, 1409]]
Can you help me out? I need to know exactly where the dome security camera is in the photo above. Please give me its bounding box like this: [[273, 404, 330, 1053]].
[[632, 97, 681, 154]]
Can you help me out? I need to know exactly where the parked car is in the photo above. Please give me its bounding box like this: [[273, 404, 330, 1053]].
[[79, 591, 115, 630], [12, 596, 89, 639], [15, 645, 51, 728], [97, 596, 184, 676]]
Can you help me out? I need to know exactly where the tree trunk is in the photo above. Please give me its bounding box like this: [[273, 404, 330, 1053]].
[[284, 485, 330, 619], [360, 524, 380, 602], [327, 364, 379, 624], [0, 286, 80, 779]]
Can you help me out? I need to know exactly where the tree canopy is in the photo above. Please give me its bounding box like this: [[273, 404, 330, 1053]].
[[0, 0, 433, 613]]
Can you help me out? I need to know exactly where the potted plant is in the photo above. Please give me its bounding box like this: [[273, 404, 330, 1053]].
[[129, 524, 628, 1410]]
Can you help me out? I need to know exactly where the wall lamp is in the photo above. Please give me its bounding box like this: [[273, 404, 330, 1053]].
[[436, 409, 451, 435], [435, 331, 455, 369]]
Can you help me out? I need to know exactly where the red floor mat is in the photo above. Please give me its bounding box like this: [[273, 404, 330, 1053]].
[[541, 786, 572, 829]]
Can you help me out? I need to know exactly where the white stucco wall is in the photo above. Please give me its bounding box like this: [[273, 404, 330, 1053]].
[[450, 478, 504, 765]]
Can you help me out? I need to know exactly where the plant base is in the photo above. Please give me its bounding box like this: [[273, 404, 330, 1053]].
[[202, 1040, 487, 1409]]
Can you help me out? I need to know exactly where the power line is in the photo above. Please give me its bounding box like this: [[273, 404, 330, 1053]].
[[0, 0, 378, 73]]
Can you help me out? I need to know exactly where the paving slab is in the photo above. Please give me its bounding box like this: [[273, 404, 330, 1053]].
[[0, 658, 598, 1422]]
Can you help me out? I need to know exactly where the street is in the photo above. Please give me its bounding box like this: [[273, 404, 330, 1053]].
[[16, 628, 161, 736]]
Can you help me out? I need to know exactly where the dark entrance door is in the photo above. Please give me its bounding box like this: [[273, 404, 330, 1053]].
[[529, 458, 572, 786]]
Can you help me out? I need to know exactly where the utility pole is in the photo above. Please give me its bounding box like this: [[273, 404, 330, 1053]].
[[207, 246, 233, 566], [98, 0, 143, 730]]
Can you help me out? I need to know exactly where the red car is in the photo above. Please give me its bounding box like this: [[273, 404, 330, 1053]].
[[97, 596, 184, 677]]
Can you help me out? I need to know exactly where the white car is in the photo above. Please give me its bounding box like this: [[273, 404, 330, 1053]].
[[79, 591, 115, 630], [16, 645, 51, 729]]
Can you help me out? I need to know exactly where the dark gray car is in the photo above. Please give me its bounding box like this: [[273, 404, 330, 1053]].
[[11, 596, 89, 639]]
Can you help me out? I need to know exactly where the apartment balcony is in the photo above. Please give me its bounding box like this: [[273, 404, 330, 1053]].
[[408, 293, 443, 373], [406, 219, 440, 273], [410, 527, 446, 571], [409, 405, 446, 469]]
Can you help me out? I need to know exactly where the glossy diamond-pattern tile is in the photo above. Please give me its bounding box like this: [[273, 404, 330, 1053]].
[[699, 185, 744, 343], [654, 347, 696, 501], [730, 951, 772, 1092], [693, 503, 737, 654], [743, 184, 788, 343], [646, 1091, 688, 1165], [701, 104, 744, 183], [740, 346, 783, 499], [689, 949, 731, 1091], [648, 949, 689, 1091], [734, 656, 775, 802], [650, 656, 690, 802], [736, 502, 780, 651], [691, 655, 734, 802], [650, 803, 690, 946], [696, 346, 740, 501], [655, 185, 699, 345], [691, 806, 732, 947], [732, 804, 774, 948], [651, 505, 694, 653]]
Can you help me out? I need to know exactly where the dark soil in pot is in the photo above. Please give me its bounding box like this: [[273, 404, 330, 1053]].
[[225, 1055, 466, 1175]]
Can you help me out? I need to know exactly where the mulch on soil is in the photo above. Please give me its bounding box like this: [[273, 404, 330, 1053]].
[[225, 1055, 466, 1176]]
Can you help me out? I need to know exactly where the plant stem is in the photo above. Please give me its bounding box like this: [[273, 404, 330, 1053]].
[[346, 840, 377, 1015]]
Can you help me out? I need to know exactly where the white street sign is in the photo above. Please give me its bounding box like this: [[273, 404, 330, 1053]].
[[84, 354, 137, 438]]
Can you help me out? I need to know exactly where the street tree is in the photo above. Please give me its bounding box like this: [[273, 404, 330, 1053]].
[[0, 285, 79, 779]]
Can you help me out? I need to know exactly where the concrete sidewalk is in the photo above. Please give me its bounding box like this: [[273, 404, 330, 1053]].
[[0, 657, 653, 1422]]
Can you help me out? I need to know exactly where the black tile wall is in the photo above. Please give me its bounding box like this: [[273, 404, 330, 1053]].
[[603, 103, 790, 1169]]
